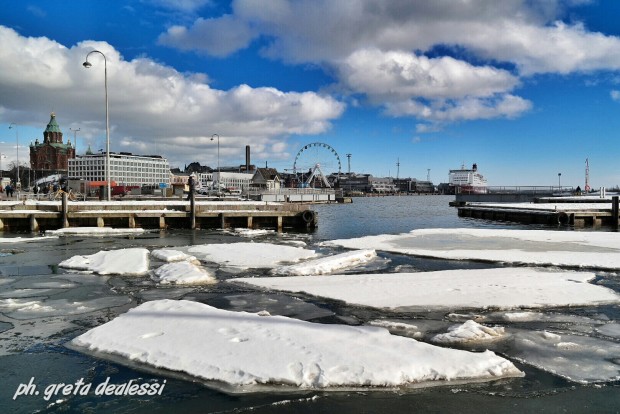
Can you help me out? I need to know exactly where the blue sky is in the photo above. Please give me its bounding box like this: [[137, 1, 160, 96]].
[[1, 0, 620, 187]]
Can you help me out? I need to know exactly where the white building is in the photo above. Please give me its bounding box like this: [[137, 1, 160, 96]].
[[214, 172, 254, 193], [68, 152, 170, 186]]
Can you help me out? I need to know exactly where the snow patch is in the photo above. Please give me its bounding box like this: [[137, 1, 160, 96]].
[[271, 249, 377, 276], [71, 299, 523, 390], [59, 248, 150, 275], [432, 320, 505, 344], [151, 262, 216, 285], [188, 242, 317, 269]]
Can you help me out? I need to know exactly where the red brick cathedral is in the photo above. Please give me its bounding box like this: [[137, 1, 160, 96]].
[[30, 113, 75, 177]]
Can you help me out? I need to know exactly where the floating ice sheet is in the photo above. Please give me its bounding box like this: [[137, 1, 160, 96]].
[[45, 227, 146, 236], [151, 262, 216, 285], [71, 299, 523, 390], [230, 268, 620, 310], [325, 228, 620, 270], [151, 249, 197, 263], [509, 328, 620, 383], [271, 249, 377, 276], [59, 248, 150, 275], [188, 242, 317, 269], [432, 320, 505, 344], [0, 296, 132, 320], [0, 236, 57, 243]]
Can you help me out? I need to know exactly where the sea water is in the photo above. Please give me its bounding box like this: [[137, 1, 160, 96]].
[[0, 195, 618, 413]]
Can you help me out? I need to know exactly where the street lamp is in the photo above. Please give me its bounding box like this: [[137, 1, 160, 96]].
[[70, 127, 80, 156], [558, 172, 561, 190], [8, 123, 19, 188], [83, 50, 111, 201], [211, 134, 220, 195]]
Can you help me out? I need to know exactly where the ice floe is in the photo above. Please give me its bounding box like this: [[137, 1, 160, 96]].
[[432, 320, 505, 344], [229, 228, 275, 237], [71, 299, 523, 390], [59, 248, 150, 275], [151, 249, 197, 263], [596, 323, 620, 339], [188, 242, 317, 269], [151, 262, 216, 285], [271, 249, 377, 276], [509, 329, 620, 383], [325, 228, 620, 270], [230, 268, 619, 310], [45, 227, 146, 236], [0, 236, 57, 243], [0, 296, 132, 320]]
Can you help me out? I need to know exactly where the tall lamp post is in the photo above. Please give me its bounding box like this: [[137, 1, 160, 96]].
[[8, 123, 19, 188], [211, 134, 220, 195], [70, 127, 80, 156], [558, 172, 561, 190], [70, 127, 80, 179], [83, 50, 111, 201]]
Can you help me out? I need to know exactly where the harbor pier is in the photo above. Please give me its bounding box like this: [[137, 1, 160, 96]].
[[0, 199, 317, 232], [457, 196, 620, 228]]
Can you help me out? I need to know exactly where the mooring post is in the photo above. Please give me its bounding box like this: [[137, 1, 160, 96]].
[[61, 192, 69, 228], [612, 196, 619, 230], [190, 191, 196, 229], [30, 215, 38, 232]]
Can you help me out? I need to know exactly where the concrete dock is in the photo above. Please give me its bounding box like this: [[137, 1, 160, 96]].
[[0, 198, 318, 232], [457, 196, 620, 228]]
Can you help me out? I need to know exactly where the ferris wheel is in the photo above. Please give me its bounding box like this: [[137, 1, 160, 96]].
[[293, 142, 342, 188]]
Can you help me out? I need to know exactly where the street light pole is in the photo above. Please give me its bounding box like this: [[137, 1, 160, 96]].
[[8, 123, 18, 188], [83, 50, 111, 201], [211, 134, 220, 195], [70, 127, 80, 156], [558, 172, 561, 190]]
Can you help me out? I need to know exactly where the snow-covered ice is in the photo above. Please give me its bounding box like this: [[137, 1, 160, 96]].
[[432, 320, 506, 344], [151, 262, 216, 285], [59, 248, 150, 275], [45, 227, 146, 236], [509, 329, 620, 383], [71, 299, 523, 390], [596, 323, 620, 339], [0, 236, 57, 243], [188, 242, 317, 269], [151, 249, 197, 263], [229, 228, 275, 237], [230, 268, 619, 310], [271, 249, 377, 276], [325, 228, 620, 270]]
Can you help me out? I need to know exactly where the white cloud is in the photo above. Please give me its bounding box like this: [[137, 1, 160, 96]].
[[0, 26, 344, 168], [386, 94, 532, 122], [611, 90, 620, 101], [156, 0, 620, 125], [339, 49, 520, 101], [158, 0, 620, 75]]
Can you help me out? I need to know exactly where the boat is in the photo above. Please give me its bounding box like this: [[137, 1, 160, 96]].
[[449, 163, 488, 194]]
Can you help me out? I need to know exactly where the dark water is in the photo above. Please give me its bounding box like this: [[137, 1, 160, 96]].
[[0, 195, 619, 413]]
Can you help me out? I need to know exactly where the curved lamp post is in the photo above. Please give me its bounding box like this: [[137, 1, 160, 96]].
[[83, 50, 111, 201], [211, 134, 220, 195], [8, 123, 18, 188]]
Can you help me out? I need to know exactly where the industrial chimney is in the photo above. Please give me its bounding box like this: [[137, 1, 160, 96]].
[[245, 145, 251, 172]]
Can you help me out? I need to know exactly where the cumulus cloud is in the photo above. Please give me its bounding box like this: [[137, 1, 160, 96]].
[[0, 26, 344, 168], [386, 94, 532, 122], [159, 0, 620, 74], [611, 90, 620, 101], [156, 0, 620, 126], [339, 49, 520, 101]]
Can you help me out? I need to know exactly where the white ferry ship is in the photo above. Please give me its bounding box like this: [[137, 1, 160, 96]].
[[449, 163, 488, 194]]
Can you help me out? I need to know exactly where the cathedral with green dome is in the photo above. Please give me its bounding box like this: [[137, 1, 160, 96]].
[[29, 113, 75, 178]]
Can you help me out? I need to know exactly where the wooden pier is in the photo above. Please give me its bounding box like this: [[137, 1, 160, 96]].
[[457, 196, 620, 228], [0, 197, 318, 232]]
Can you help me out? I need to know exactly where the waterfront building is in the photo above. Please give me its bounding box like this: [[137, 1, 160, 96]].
[[29, 113, 75, 178], [68, 151, 170, 187], [251, 168, 281, 191], [214, 171, 254, 193]]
